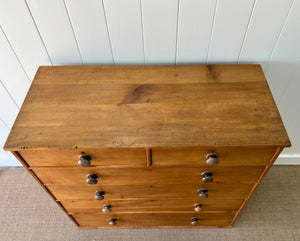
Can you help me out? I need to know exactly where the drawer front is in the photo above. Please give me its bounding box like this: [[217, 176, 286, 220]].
[[152, 147, 277, 165], [49, 183, 253, 200], [61, 198, 244, 213], [20, 148, 146, 166], [73, 212, 235, 228], [33, 165, 265, 185]]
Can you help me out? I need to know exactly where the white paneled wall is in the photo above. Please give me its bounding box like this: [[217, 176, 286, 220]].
[[104, 0, 144, 64], [0, 0, 300, 166], [176, 0, 216, 64]]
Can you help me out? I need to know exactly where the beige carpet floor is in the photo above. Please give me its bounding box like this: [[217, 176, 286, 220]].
[[0, 166, 299, 241]]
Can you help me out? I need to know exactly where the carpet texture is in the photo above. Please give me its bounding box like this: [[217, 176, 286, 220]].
[[0, 166, 299, 241]]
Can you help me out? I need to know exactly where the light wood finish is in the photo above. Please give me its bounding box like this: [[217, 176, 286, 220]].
[[152, 147, 277, 165], [32, 165, 265, 185], [19, 148, 147, 166], [49, 183, 254, 200], [73, 212, 236, 228], [4, 65, 291, 228], [11, 151, 79, 227], [61, 198, 244, 213], [4, 65, 290, 150], [230, 147, 284, 225]]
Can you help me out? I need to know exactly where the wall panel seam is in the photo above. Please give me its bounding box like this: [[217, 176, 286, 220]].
[[139, 0, 146, 64], [0, 80, 20, 109], [102, 0, 116, 65], [237, 0, 257, 62], [0, 25, 31, 83], [0, 118, 10, 131], [174, 0, 180, 65], [24, 0, 53, 66], [264, 0, 296, 73], [63, 0, 84, 65], [206, 0, 218, 63]]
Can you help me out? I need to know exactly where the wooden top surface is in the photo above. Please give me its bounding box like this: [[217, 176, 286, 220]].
[[4, 65, 291, 150]]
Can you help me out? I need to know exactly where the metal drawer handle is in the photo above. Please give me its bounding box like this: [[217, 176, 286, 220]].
[[86, 174, 98, 185], [109, 218, 117, 226], [191, 217, 199, 225], [78, 154, 91, 167], [198, 189, 208, 198], [194, 204, 202, 212], [102, 205, 112, 213], [201, 172, 213, 183], [95, 191, 105, 200], [206, 153, 219, 165]]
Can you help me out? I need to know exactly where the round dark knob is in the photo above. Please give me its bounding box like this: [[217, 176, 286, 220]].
[[109, 218, 117, 225], [86, 174, 98, 185], [95, 191, 105, 200], [194, 204, 202, 212], [78, 155, 91, 167], [191, 217, 199, 225], [206, 153, 219, 165], [198, 189, 208, 198], [102, 205, 112, 213], [201, 172, 213, 183]]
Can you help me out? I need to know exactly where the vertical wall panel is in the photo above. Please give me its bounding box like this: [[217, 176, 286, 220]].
[[207, 0, 255, 63], [64, 0, 113, 64], [0, 0, 51, 80], [0, 119, 9, 147], [0, 84, 19, 129], [103, 0, 144, 64], [264, 0, 300, 103], [142, 0, 179, 64], [239, 0, 293, 66], [26, 0, 82, 65], [0, 27, 30, 107], [277, 64, 300, 156], [176, 0, 216, 64]]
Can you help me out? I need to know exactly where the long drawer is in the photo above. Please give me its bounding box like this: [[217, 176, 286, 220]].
[[19, 148, 147, 166], [49, 183, 254, 200], [61, 198, 244, 213], [73, 212, 236, 228], [152, 147, 276, 165], [33, 165, 265, 185]]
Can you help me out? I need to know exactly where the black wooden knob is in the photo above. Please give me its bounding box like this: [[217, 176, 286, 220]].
[[109, 218, 117, 225], [191, 217, 199, 225], [102, 205, 112, 213], [201, 172, 213, 183], [78, 155, 91, 167], [206, 153, 219, 165], [86, 174, 98, 185], [198, 189, 208, 198], [95, 191, 105, 200]]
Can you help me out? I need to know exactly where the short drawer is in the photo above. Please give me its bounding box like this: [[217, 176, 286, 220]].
[[61, 198, 244, 213], [33, 165, 265, 185], [49, 183, 253, 200], [152, 147, 277, 165], [73, 212, 236, 228], [20, 148, 146, 166]]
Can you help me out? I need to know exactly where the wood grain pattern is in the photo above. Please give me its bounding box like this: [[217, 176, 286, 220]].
[[61, 198, 244, 213], [230, 147, 283, 225], [4, 65, 290, 150], [19, 148, 147, 166], [73, 212, 235, 228], [152, 146, 277, 165], [32, 165, 265, 185], [50, 183, 254, 200], [11, 151, 80, 226]]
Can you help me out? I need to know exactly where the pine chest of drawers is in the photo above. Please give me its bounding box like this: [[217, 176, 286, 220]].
[[4, 65, 291, 228]]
